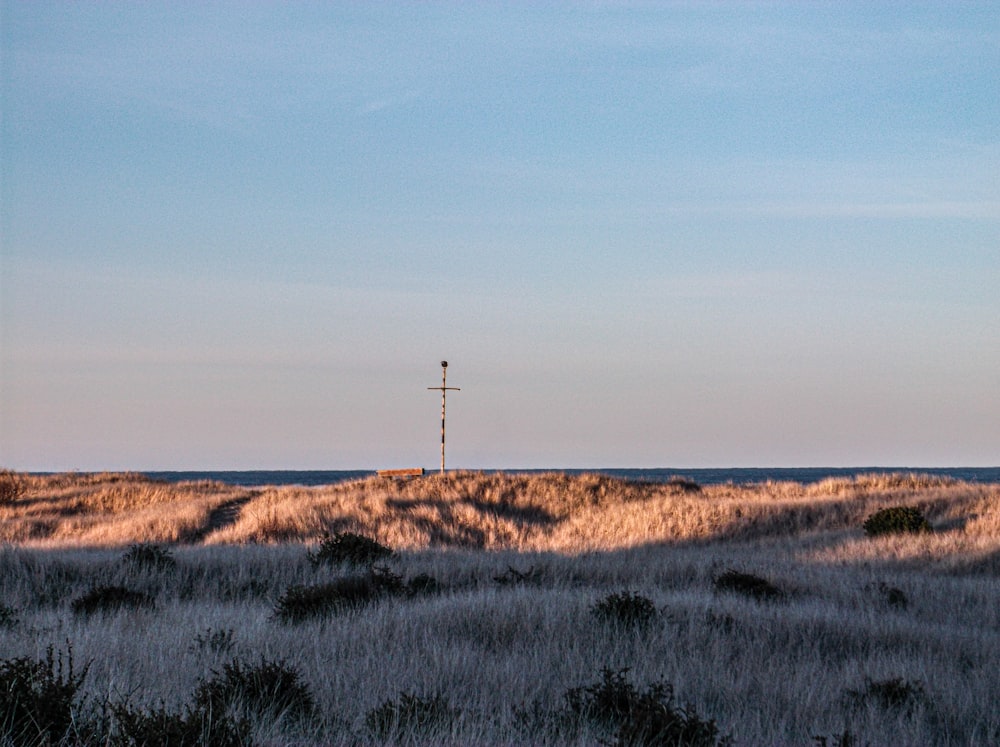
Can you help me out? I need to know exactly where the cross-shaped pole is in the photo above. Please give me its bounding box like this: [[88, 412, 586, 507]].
[[427, 361, 460, 475]]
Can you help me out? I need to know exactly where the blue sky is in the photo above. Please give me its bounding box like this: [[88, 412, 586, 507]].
[[2, 2, 998, 470]]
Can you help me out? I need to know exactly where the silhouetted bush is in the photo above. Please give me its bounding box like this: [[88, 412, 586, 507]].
[[71, 585, 156, 616], [308, 531, 392, 567], [863, 507, 932, 537], [845, 677, 925, 712], [870, 582, 908, 610], [275, 568, 404, 623], [121, 543, 176, 572], [407, 572, 445, 597], [565, 667, 728, 746], [0, 470, 22, 505], [591, 591, 659, 630], [193, 656, 315, 725], [191, 627, 237, 654], [365, 691, 458, 740], [666, 476, 702, 493], [713, 569, 784, 601], [812, 729, 863, 747], [0, 646, 88, 745], [0, 604, 17, 630], [112, 702, 248, 747], [493, 565, 543, 586]]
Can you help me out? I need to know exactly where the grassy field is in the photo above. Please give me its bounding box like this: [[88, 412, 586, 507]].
[[1, 470, 998, 745]]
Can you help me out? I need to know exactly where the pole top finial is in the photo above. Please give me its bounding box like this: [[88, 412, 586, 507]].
[[441, 360, 448, 368]]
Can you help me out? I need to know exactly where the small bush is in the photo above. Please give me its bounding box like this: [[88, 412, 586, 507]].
[[0, 604, 18, 630], [712, 570, 784, 601], [0, 645, 88, 745], [493, 565, 543, 586], [591, 591, 659, 629], [121, 543, 176, 572], [71, 585, 156, 616], [191, 627, 237, 654], [845, 677, 925, 712], [193, 656, 315, 724], [813, 730, 863, 747], [863, 506, 932, 537], [365, 692, 458, 740], [112, 703, 248, 747], [869, 582, 908, 610], [565, 667, 728, 746], [308, 531, 393, 567], [275, 568, 404, 623], [0, 470, 23, 505], [666, 476, 702, 493], [407, 572, 445, 597]]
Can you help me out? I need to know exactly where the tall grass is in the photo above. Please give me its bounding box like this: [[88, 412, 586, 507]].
[[3, 470, 997, 556], [0, 470, 998, 744]]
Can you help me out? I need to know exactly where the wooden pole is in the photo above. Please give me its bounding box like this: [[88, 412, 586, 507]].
[[427, 361, 460, 475]]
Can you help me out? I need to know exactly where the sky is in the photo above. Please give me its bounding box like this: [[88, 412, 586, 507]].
[[1, 2, 998, 471]]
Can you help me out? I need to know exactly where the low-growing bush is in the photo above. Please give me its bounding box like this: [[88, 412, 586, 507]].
[[862, 506, 932, 537], [71, 585, 156, 616], [0, 470, 23, 505], [365, 691, 459, 740], [812, 729, 862, 747], [191, 627, 237, 654], [0, 646, 88, 745], [493, 565, 543, 586], [666, 476, 702, 493], [712, 570, 784, 601], [274, 568, 404, 623], [307, 531, 393, 567], [870, 582, 908, 610], [845, 677, 925, 712], [565, 667, 728, 747], [121, 543, 176, 572], [193, 656, 315, 725], [591, 591, 659, 629], [0, 604, 17, 630], [407, 572, 445, 597], [112, 702, 249, 747]]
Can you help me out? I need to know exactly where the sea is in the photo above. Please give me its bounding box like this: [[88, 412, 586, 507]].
[[141, 467, 1000, 488]]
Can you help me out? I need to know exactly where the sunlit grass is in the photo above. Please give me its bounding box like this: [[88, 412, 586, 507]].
[[1, 470, 998, 744]]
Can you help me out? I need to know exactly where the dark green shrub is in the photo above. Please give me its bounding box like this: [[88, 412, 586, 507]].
[[845, 677, 925, 712], [365, 692, 458, 740], [493, 565, 542, 586], [863, 506, 932, 537], [666, 476, 702, 493], [591, 591, 659, 629], [0, 646, 88, 745], [193, 656, 315, 725], [565, 667, 728, 747], [712, 570, 784, 601], [0, 604, 17, 630], [407, 572, 444, 597], [71, 585, 156, 616], [121, 543, 176, 572], [112, 703, 248, 747], [308, 531, 392, 567], [0, 470, 23, 505], [871, 582, 908, 610], [191, 627, 237, 654], [275, 569, 403, 623], [813, 730, 863, 747]]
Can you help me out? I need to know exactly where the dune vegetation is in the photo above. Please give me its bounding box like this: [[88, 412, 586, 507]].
[[1, 469, 998, 745]]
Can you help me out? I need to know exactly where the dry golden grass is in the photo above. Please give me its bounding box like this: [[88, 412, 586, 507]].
[[3, 469, 999, 745], [2, 471, 997, 567]]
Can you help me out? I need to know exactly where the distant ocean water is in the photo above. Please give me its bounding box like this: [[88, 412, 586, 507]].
[[141, 467, 1000, 488]]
